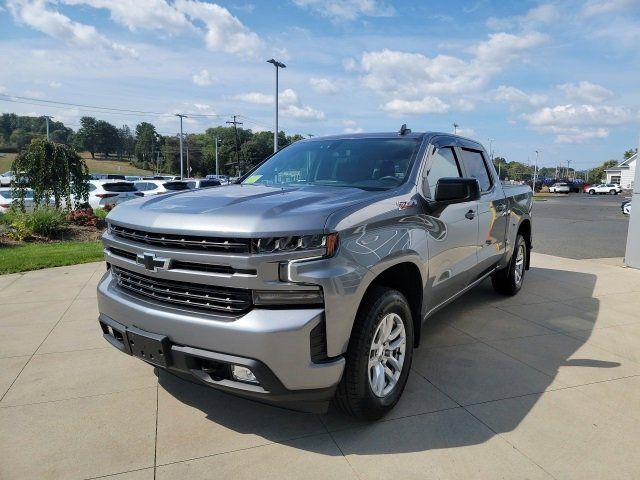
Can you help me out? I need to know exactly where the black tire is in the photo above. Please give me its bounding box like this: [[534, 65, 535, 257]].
[[492, 234, 527, 296], [589, 189, 596, 195], [334, 286, 414, 420], [610, 190, 617, 195]]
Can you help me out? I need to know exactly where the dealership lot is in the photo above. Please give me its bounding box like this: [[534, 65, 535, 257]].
[[2, 249, 640, 479], [533, 193, 630, 259]]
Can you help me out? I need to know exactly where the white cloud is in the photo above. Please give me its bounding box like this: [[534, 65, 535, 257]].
[[487, 4, 560, 30], [6, 0, 137, 57], [582, 0, 639, 17], [382, 96, 450, 115], [557, 81, 613, 103], [175, 0, 262, 57], [351, 31, 546, 116], [0, 86, 7, 94], [523, 104, 634, 127], [48, 80, 62, 88], [233, 88, 325, 122], [522, 103, 636, 143], [191, 69, 215, 86], [492, 85, 547, 106], [456, 127, 476, 137], [24, 89, 45, 98], [60, 0, 193, 33], [293, 0, 394, 21], [554, 128, 609, 144], [342, 120, 363, 133], [233, 92, 273, 105], [309, 77, 338, 94]]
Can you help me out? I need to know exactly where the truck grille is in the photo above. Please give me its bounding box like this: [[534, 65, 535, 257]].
[[111, 266, 252, 314], [110, 224, 251, 253]]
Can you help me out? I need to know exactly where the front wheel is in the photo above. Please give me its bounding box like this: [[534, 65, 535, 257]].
[[610, 190, 617, 195], [334, 286, 414, 420], [492, 234, 527, 296]]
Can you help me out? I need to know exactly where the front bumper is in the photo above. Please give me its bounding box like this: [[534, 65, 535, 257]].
[[97, 270, 345, 412]]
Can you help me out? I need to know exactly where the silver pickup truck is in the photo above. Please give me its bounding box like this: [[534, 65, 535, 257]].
[[97, 129, 532, 419]]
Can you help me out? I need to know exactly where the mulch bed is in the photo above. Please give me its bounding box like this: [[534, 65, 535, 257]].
[[0, 225, 104, 247]]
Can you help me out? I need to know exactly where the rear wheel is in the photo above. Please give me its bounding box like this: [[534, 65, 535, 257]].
[[589, 189, 596, 195], [492, 234, 527, 296], [334, 286, 413, 420], [610, 189, 617, 195]]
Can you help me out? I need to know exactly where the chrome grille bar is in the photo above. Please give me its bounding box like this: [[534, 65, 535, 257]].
[[111, 266, 252, 314]]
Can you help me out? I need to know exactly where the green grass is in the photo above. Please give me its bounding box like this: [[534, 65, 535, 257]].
[[0, 153, 157, 176], [0, 240, 103, 274]]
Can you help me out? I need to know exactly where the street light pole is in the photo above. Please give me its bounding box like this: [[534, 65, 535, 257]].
[[453, 123, 459, 134], [267, 58, 286, 153], [176, 114, 186, 179]]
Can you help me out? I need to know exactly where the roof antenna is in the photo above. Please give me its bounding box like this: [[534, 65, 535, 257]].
[[398, 123, 411, 135]]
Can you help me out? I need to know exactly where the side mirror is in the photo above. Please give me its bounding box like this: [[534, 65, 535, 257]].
[[434, 177, 481, 203]]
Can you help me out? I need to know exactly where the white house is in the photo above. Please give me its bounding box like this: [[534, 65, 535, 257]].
[[605, 152, 636, 190]]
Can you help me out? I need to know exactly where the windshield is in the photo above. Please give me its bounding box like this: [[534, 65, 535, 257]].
[[242, 137, 421, 190]]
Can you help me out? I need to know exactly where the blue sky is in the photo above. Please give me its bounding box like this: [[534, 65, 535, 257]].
[[1, 0, 639, 169]]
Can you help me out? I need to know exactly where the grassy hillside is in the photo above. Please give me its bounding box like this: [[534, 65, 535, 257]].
[[0, 153, 157, 176]]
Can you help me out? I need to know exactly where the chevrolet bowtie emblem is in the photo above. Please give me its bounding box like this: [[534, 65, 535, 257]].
[[136, 252, 170, 272]]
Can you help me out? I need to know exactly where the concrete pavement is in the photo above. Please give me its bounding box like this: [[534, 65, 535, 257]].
[[2, 254, 640, 479]]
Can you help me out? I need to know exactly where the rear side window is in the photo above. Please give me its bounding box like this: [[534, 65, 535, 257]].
[[424, 147, 462, 198], [461, 149, 492, 192], [198, 180, 220, 188], [103, 182, 136, 192], [164, 182, 190, 191]]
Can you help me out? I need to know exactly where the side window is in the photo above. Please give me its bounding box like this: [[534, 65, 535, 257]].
[[424, 147, 462, 198], [462, 149, 492, 192], [88, 184, 97, 192]]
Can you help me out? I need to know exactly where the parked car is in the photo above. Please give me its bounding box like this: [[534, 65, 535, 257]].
[[0, 187, 35, 213], [87, 180, 143, 208], [0, 171, 14, 187], [134, 180, 192, 196], [98, 129, 533, 419], [125, 176, 142, 182], [622, 201, 631, 215], [549, 182, 570, 194], [582, 184, 592, 193], [186, 178, 221, 189], [587, 183, 621, 195], [206, 174, 230, 184], [90, 173, 127, 180]]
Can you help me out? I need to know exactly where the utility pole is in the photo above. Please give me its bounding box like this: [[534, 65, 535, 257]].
[[185, 134, 190, 178], [44, 115, 52, 141], [175, 114, 187, 179], [453, 123, 459, 134], [267, 58, 286, 153], [215, 137, 219, 176], [534, 150, 540, 193], [567, 160, 572, 181], [156, 151, 160, 175], [226, 115, 243, 177]]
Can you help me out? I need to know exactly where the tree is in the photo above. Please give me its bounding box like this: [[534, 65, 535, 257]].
[[587, 160, 618, 184], [117, 125, 135, 159], [95, 120, 119, 157], [75, 117, 99, 158], [135, 122, 159, 167], [11, 139, 89, 210], [624, 148, 637, 160]]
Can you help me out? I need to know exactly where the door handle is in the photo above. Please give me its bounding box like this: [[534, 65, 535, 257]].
[[465, 210, 476, 220]]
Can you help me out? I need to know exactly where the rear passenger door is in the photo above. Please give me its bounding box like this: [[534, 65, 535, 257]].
[[459, 148, 509, 279], [420, 141, 479, 309]]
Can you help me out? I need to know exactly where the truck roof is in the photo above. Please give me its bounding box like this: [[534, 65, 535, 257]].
[[297, 131, 484, 149]]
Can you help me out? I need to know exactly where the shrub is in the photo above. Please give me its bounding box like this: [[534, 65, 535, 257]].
[[66, 207, 98, 227], [94, 208, 109, 221], [28, 208, 67, 237], [5, 207, 66, 241]]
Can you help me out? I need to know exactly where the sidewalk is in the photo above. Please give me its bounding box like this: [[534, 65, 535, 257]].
[[2, 253, 640, 479]]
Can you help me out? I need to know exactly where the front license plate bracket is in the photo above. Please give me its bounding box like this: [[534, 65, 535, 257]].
[[126, 326, 171, 368]]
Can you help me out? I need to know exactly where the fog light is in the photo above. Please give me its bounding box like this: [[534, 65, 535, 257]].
[[231, 365, 258, 384]]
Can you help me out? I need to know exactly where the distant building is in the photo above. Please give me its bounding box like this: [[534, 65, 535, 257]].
[[605, 152, 636, 189]]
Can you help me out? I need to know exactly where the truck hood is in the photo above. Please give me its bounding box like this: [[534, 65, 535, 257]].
[[107, 184, 383, 236]]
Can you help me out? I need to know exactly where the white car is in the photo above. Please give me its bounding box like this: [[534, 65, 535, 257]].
[[134, 180, 191, 196], [622, 201, 631, 215], [0, 187, 35, 213], [185, 178, 222, 189], [0, 171, 14, 187], [587, 183, 621, 195], [549, 182, 570, 194], [87, 180, 143, 208]]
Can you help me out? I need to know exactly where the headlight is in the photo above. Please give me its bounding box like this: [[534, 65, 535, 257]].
[[252, 233, 338, 257]]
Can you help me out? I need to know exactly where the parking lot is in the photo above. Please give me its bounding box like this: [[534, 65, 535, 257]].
[[2, 246, 640, 479], [534, 193, 630, 259]]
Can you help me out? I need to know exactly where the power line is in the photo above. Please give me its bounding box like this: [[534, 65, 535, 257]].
[[226, 115, 243, 176]]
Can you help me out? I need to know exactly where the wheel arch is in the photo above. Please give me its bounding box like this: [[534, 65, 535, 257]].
[[517, 218, 532, 270]]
